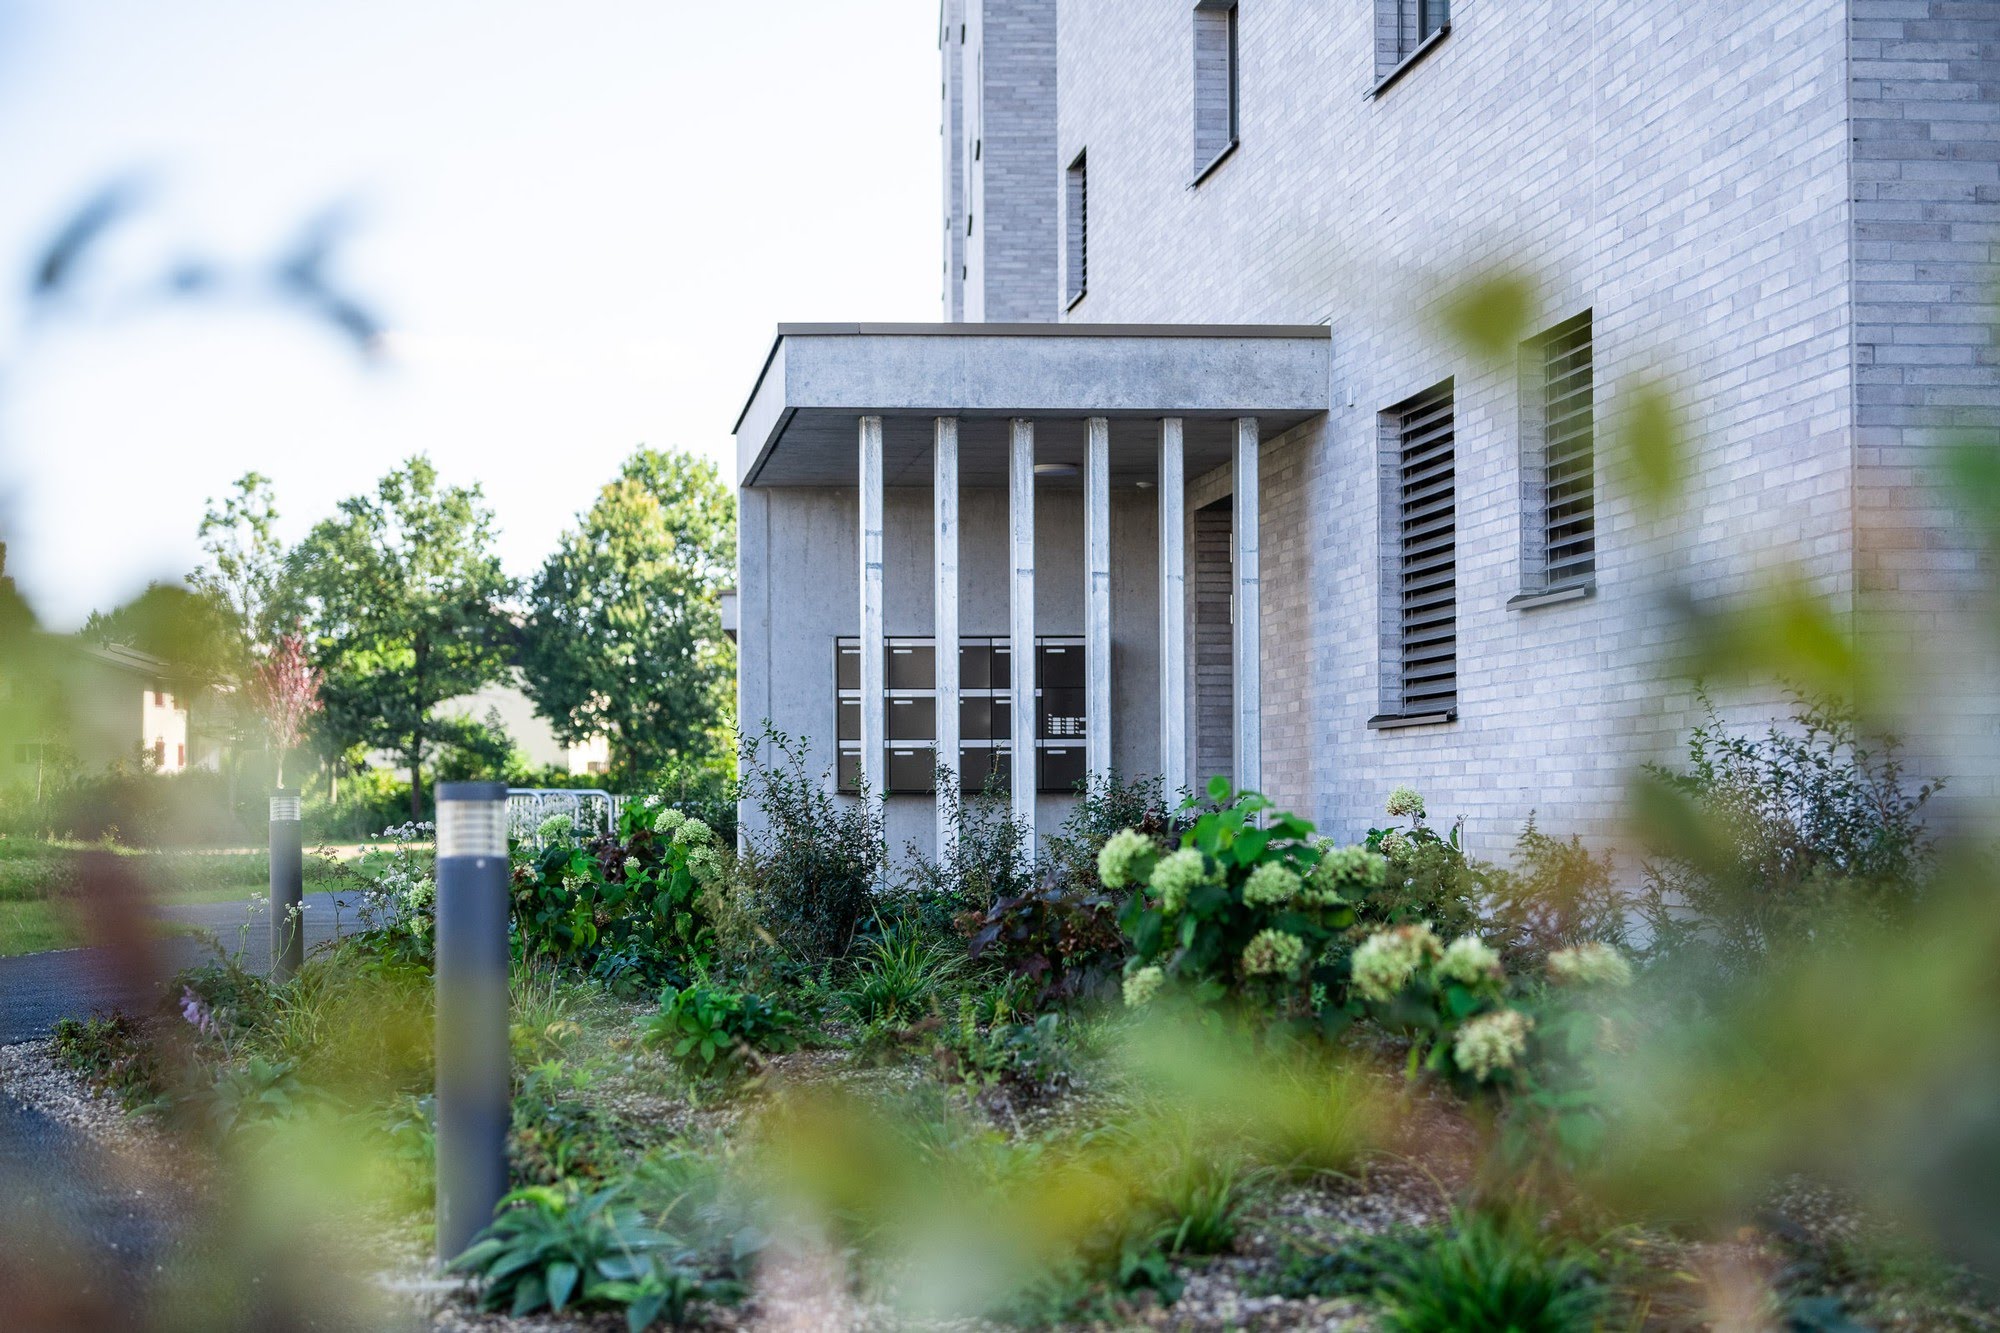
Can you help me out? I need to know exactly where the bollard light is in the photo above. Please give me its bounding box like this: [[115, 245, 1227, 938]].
[[268, 790, 304, 982], [433, 780, 511, 1264]]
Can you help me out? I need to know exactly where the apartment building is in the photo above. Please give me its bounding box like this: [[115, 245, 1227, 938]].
[[733, 0, 2000, 859]]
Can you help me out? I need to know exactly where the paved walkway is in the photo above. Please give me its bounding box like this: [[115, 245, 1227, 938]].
[[0, 890, 359, 1045]]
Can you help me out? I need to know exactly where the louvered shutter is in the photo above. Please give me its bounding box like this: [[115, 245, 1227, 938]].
[[1540, 314, 1595, 590], [1394, 382, 1456, 716]]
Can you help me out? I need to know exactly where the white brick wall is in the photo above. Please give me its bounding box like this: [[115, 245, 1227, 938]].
[[1053, 0, 1870, 850]]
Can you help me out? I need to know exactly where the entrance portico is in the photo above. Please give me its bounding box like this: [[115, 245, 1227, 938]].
[[732, 322, 1330, 859]]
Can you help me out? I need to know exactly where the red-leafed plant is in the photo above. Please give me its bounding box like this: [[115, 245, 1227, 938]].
[[251, 633, 322, 788]]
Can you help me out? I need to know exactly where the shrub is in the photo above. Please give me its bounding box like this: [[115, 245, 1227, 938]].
[[1350, 923, 1528, 1087], [450, 1183, 730, 1325], [644, 983, 798, 1077], [207, 1054, 306, 1134], [966, 874, 1125, 1008], [733, 726, 882, 961], [1636, 689, 1940, 976], [1363, 788, 1482, 940], [935, 1006, 1073, 1093], [50, 1012, 167, 1109], [1113, 778, 1379, 1033], [1481, 817, 1628, 966], [901, 772, 1036, 923]]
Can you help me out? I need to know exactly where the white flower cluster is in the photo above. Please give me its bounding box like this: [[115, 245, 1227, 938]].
[[1305, 844, 1387, 903], [1384, 785, 1426, 819], [1241, 928, 1306, 976], [1452, 1008, 1532, 1081], [1437, 935, 1504, 988], [670, 817, 711, 847], [1148, 848, 1213, 914], [1123, 964, 1166, 1008], [1241, 861, 1302, 907], [1350, 923, 1442, 1002], [1097, 828, 1156, 889], [1547, 942, 1634, 989]]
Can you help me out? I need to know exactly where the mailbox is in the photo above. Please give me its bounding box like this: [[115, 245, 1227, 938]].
[[888, 642, 935, 691], [888, 696, 936, 741], [1039, 745, 1085, 793], [887, 746, 936, 793], [836, 748, 862, 794], [1040, 688, 1086, 740], [961, 745, 1011, 794], [1038, 641, 1084, 689], [837, 698, 859, 741], [959, 642, 991, 689], [836, 640, 861, 691]]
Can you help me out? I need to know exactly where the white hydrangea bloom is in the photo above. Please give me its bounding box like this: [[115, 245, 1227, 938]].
[[1097, 828, 1155, 889], [1437, 935, 1503, 988], [1241, 929, 1307, 976], [1351, 923, 1442, 1002], [1242, 861, 1302, 907], [1452, 1008, 1533, 1081], [1148, 848, 1211, 914], [1123, 965, 1166, 1008], [1384, 785, 1425, 819], [1547, 942, 1634, 989]]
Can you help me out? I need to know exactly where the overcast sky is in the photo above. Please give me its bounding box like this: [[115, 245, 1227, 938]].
[[0, 0, 940, 628]]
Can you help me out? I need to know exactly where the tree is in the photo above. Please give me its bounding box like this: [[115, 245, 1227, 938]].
[[191, 471, 286, 665], [520, 447, 735, 780], [280, 457, 514, 817], [247, 633, 322, 789]]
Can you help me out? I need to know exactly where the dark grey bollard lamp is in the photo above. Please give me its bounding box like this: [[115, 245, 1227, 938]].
[[433, 780, 511, 1264], [268, 790, 304, 982]]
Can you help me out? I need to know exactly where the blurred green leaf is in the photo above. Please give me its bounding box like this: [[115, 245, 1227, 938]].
[[1439, 272, 1535, 364], [1609, 381, 1686, 518]]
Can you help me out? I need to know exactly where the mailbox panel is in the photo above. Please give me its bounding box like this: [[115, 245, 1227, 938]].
[[837, 698, 859, 742], [836, 748, 862, 794], [1040, 687, 1087, 740], [887, 642, 934, 691], [1038, 745, 1085, 793], [836, 640, 860, 691], [887, 695, 936, 741], [1038, 642, 1085, 689], [960, 746, 1011, 794], [959, 641, 991, 689], [887, 746, 936, 793]]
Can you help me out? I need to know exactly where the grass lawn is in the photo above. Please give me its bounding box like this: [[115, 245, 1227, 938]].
[[0, 837, 345, 957]]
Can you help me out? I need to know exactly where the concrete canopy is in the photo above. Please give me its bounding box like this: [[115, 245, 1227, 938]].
[[733, 323, 1332, 489]]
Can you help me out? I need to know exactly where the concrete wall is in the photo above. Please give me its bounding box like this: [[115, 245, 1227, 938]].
[[737, 477, 1159, 861], [1055, 0, 1864, 851]]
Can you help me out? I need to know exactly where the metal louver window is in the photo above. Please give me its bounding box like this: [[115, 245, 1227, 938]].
[[1065, 152, 1087, 307], [1538, 314, 1595, 591], [1392, 381, 1457, 718]]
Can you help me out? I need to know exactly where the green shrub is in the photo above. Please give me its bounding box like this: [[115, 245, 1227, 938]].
[[1112, 778, 1379, 1032], [733, 726, 882, 961], [644, 983, 798, 1077], [1371, 1212, 1605, 1333], [965, 876, 1125, 1008], [1362, 786, 1483, 940], [1636, 689, 1940, 977], [1481, 816, 1628, 966], [50, 1012, 167, 1109], [899, 772, 1035, 923], [935, 1005, 1073, 1092], [207, 1054, 306, 1133], [450, 1182, 731, 1325]]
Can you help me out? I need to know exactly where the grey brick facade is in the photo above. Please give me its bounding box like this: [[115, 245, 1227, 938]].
[[1026, 0, 1996, 846]]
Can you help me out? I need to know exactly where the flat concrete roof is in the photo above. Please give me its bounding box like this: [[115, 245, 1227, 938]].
[[733, 322, 1332, 489]]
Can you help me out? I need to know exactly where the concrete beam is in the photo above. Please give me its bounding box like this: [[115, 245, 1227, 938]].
[[1009, 418, 1038, 861], [1158, 418, 1187, 798], [1232, 417, 1261, 797], [859, 415, 885, 799], [934, 417, 960, 857], [1084, 417, 1112, 781]]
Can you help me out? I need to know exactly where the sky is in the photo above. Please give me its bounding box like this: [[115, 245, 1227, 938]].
[[0, 0, 941, 628]]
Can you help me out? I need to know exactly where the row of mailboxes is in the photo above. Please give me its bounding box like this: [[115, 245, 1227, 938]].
[[834, 637, 1088, 692], [835, 692, 1089, 744], [836, 744, 1088, 795]]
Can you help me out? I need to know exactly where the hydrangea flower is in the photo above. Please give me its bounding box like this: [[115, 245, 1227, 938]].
[[1097, 828, 1156, 889], [1351, 923, 1442, 1002], [1384, 785, 1425, 819], [536, 813, 575, 843], [1148, 848, 1211, 914], [1242, 861, 1302, 907], [671, 817, 712, 847], [1241, 929, 1307, 976], [1438, 935, 1503, 988], [1306, 844, 1387, 902], [1123, 964, 1166, 1008], [1378, 830, 1412, 859], [654, 807, 688, 834], [1452, 1008, 1532, 1081], [1547, 942, 1634, 989]]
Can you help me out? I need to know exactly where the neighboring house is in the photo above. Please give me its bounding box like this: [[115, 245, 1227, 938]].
[[378, 672, 610, 779], [732, 0, 2000, 860], [0, 640, 194, 787]]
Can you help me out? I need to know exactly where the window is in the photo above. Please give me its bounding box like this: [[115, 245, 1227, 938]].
[[1374, 380, 1457, 726], [153, 690, 165, 706], [1064, 151, 1088, 308], [176, 743, 186, 767], [153, 738, 166, 767], [1517, 311, 1596, 603], [1192, 0, 1239, 181], [1371, 0, 1449, 94]]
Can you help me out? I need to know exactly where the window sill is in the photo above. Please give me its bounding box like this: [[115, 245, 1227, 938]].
[[1366, 709, 1457, 731], [1507, 583, 1593, 612], [1190, 140, 1239, 188], [1066, 288, 1087, 313], [1365, 25, 1450, 100]]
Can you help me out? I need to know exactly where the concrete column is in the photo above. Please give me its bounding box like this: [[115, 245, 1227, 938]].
[[859, 416, 885, 799], [1008, 418, 1038, 861], [1232, 416, 1261, 796], [933, 416, 960, 857], [1157, 418, 1187, 798], [1084, 416, 1112, 781]]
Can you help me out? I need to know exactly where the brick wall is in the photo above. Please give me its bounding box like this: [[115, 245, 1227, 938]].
[[960, 0, 1059, 322], [1053, 0, 1864, 851]]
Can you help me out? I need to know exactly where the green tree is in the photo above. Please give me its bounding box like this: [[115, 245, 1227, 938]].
[[520, 447, 735, 780], [280, 457, 514, 818], [191, 471, 286, 663]]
